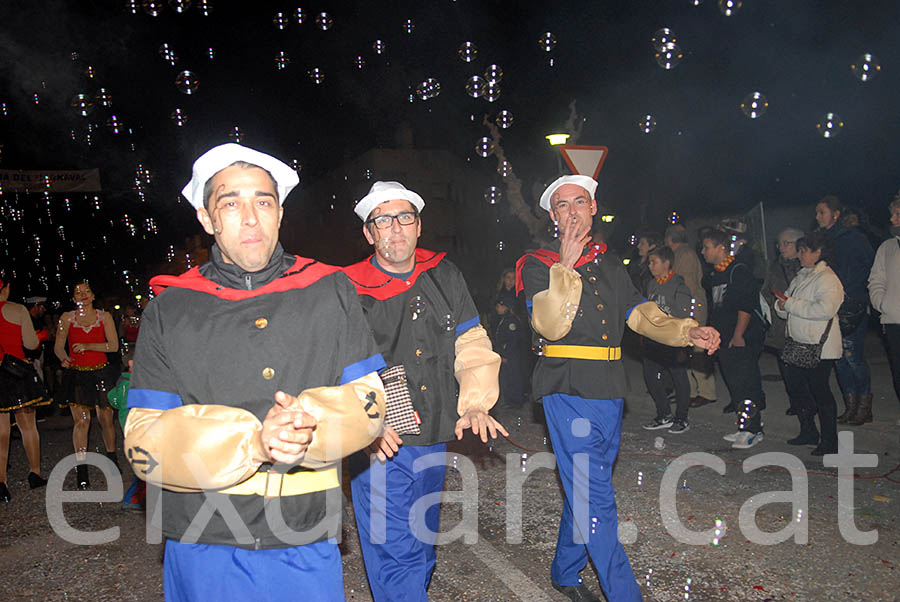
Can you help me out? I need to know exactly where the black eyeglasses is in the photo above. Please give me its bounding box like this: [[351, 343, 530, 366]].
[[366, 212, 418, 229]]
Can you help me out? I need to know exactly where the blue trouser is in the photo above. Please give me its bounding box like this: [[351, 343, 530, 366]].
[[163, 538, 343, 602], [350, 443, 448, 602], [543, 394, 643, 602], [835, 312, 872, 395]]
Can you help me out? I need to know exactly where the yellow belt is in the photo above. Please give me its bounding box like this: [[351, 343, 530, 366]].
[[543, 345, 621, 361], [219, 466, 339, 497]]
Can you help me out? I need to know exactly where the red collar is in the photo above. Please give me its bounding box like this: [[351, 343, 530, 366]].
[[342, 248, 446, 300], [515, 243, 607, 295], [149, 256, 339, 300]]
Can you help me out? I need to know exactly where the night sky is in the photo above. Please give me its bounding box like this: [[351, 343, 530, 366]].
[[1, 0, 898, 300]]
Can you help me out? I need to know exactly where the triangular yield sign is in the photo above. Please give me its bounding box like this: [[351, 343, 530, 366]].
[[559, 145, 609, 179]]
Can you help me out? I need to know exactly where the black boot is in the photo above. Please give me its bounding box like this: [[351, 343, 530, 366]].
[[76, 464, 90, 490], [0, 482, 10, 502], [28, 472, 48, 489], [813, 401, 839, 456], [787, 410, 819, 445], [837, 393, 857, 424], [847, 393, 873, 425]]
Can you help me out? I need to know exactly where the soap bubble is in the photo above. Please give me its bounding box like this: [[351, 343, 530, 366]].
[[718, 0, 741, 16], [484, 64, 503, 84], [475, 137, 494, 158], [143, 0, 164, 16], [651, 27, 676, 51], [70, 94, 94, 118], [168, 0, 191, 13], [740, 91, 768, 119], [84, 65, 95, 80], [316, 12, 333, 30], [197, 0, 212, 16], [276, 51, 290, 70], [170, 108, 188, 126], [95, 88, 112, 108], [497, 160, 512, 178], [405, 19, 414, 34], [538, 32, 557, 52], [229, 126, 242, 143], [496, 241, 505, 251], [484, 186, 502, 205], [273, 12, 288, 30], [458, 41, 477, 63], [654, 42, 683, 69], [639, 114, 657, 133], [294, 7, 305, 23], [465, 75, 486, 98], [309, 68, 325, 84], [416, 78, 441, 100], [410, 295, 426, 318], [207, 47, 215, 59], [175, 70, 199, 95], [356, 55, 366, 69], [816, 112, 843, 138], [105, 114, 123, 134], [483, 82, 501, 102], [373, 40, 386, 54], [441, 314, 455, 331], [495, 109, 514, 129], [532, 338, 546, 355], [851, 53, 881, 82]]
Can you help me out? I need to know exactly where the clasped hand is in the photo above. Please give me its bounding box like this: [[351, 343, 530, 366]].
[[258, 390, 317, 465], [688, 326, 722, 354]]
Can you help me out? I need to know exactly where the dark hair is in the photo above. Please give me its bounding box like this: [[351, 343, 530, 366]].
[[795, 231, 833, 265], [202, 161, 278, 211], [496, 268, 515, 292], [701, 228, 728, 249], [636, 231, 662, 249], [648, 245, 674, 266], [665, 224, 688, 244], [817, 195, 842, 215]]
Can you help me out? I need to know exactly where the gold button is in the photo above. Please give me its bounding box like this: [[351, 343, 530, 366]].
[[602, 334, 608, 340], [596, 303, 604, 310], [589, 276, 597, 283], [255, 317, 268, 329], [262, 367, 275, 380], [593, 290, 600, 296], [601, 319, 607, 324], [420, 384, 427, 392], [586, 266, 592, 273], [415, 348, 423, 357]]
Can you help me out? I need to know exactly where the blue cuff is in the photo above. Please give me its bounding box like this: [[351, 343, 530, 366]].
[[127, 388, 183, 410], [455, 316, 480, 336], [341, 353, 387, 385], [624, 298, 648, 321]]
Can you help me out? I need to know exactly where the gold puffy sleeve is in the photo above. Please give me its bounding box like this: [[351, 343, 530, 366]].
[[626, 301, 698, 347], [454, 325, 501, 415], [530, 263, 582, 341]]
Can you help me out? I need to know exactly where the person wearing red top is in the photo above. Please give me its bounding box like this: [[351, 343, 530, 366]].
[[54, 281, 119, 489], [0, 273, 48, 502]]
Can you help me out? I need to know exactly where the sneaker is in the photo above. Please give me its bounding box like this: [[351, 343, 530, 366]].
[[668, 419, 690, 434], [722, 430, 741, 442], [731, 431, 764, 449], [642, 415, 674, 430]]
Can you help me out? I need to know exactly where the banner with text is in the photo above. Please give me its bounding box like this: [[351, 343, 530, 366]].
[[0, 169, 102, 193]]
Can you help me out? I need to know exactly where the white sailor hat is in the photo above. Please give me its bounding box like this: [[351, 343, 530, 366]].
[[181, 143, 299, 210], [354, 181, 425, 221], [538, 175, 598, 212]]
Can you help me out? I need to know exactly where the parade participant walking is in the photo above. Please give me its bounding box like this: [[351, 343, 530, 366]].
[[868, 193, 900, 425], [123, 143, 387, 602], [343, 181, 506, 602], [0, 274, 48, 502], [700, 228, 767, 448], [775, 232, 843, 456], [517, 175, 720, 602], [54, 280, 119, 489], [815, 195, 875, 423]]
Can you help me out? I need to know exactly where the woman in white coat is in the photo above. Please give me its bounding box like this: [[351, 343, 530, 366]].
[[775, 232, 843, 456]]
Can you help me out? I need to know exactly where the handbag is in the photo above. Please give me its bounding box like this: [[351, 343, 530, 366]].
[[0, 343, 40, 382], [380, 365, 421, 436], [837, 297, 867, 335], [781, 318, 833, 369]]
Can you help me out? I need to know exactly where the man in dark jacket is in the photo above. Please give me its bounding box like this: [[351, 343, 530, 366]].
[[701, 228, 767, 448], [815, 195, 875, 423], [125, 144, 387, 601]]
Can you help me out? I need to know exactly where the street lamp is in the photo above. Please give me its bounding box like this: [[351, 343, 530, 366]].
[[545, 133, 570, 146]]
